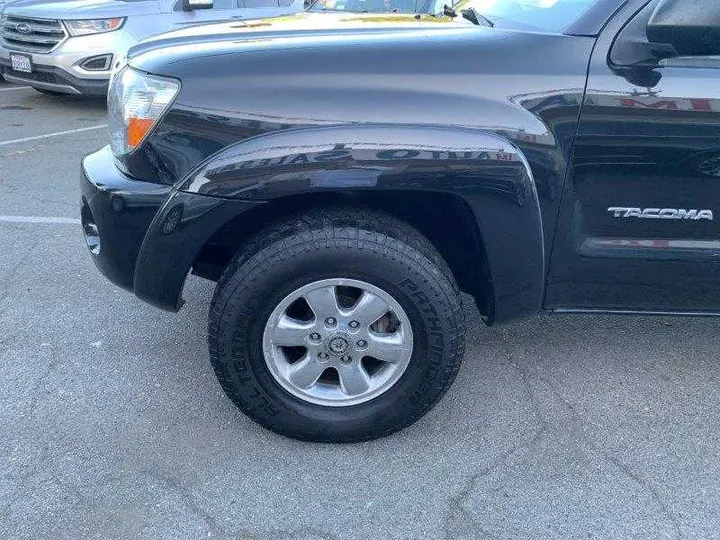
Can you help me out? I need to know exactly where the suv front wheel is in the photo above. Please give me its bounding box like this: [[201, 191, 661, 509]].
[[208, 208, 466, 442]]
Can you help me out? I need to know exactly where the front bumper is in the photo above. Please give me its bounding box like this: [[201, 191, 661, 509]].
[[81, 147, 171, 291], [81, 147, 264, 312], [1, 60, 109, 95], [0, 29, 134, 95]]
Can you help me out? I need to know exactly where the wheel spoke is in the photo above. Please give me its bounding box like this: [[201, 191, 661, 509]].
[[287, 355, 326, 389], [349, 291, 390, 326], [272, 315, 312, 347], [366, 332, 408, 364], [338, 363, 371, 396], [303, 286, 340, 320]]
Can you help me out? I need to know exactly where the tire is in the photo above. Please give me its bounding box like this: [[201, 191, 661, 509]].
[[208, 207, 466, 442]]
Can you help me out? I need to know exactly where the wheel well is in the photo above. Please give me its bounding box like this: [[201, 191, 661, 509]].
[[192, 191, 494, 319]]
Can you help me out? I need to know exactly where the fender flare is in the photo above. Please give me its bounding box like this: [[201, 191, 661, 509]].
[[136, 124, 545, 322]]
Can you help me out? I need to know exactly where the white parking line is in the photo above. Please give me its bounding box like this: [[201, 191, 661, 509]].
[[0, 85, 32, 92], [0, 215, 80, 225], [0, 125, 107, 147]]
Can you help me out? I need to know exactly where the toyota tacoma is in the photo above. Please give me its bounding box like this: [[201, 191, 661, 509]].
[[80, 0, 720, 442]]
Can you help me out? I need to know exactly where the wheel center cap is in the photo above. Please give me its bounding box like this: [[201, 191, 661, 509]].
[[328, 335, 349, 355]]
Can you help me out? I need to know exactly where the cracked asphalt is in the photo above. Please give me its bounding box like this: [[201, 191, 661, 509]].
[[2, 79, 720, 540]]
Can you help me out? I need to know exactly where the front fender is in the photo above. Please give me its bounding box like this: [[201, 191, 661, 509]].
[[141, 124, 545, 321], [133, 192, 264, 311]]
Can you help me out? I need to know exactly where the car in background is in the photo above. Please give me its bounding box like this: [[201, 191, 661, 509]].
[[0, 0, 303, 96]]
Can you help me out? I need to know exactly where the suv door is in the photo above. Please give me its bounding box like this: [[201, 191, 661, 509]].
[[171, 0, 300, 25], [546, 0, 720, 313], [173, 0, 244, 26]]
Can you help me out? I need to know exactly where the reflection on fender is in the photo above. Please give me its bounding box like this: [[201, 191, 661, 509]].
[[207, 147, 520, 177]]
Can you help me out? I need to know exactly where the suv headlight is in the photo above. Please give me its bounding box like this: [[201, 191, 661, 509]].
[[64, 18, 125, 36], [108, 67, 180, 157]]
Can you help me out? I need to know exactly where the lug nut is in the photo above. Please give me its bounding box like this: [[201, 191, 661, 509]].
[[325, 317, 337, 327], [309, 333, 321, 342], [356, 340, 367, 349], [349, 320, 360, 329], [318, 352, 329, 360], [340, 355, 352, 364]]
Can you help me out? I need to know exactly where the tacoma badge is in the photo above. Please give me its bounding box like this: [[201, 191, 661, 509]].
[[607, 207, 714, 221]]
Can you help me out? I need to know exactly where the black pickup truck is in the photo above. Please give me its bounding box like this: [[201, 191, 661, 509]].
[[80, 0, 720, 442]]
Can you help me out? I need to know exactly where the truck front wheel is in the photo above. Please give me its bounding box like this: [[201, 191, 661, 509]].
[[208, 208, 466, 442]]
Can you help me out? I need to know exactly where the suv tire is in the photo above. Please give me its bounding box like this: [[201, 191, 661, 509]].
[[208, 207, 466, 442]]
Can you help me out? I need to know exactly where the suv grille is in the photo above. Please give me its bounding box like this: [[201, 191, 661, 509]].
[[0, 16, 66, 54]]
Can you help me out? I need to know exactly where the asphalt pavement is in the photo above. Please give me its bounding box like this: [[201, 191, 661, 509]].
[[1, 79, 720, 540]]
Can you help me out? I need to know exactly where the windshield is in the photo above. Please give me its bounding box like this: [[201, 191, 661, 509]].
[[308, 0, 599, 31], [452, 0, 598, 32], [308, 0, 436, 14]]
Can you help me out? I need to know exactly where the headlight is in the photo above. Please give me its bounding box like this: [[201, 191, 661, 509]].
[[64, 18, 125, 36], [108, 67, 180, 157]]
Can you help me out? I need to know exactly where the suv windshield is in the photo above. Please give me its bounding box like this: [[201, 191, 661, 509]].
[[309, 0, 599, 32]]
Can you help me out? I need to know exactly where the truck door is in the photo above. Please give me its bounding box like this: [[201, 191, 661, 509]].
[[546, 0, 720, 313]]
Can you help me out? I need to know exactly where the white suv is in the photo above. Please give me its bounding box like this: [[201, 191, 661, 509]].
[[0, 0, 302, 96]]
